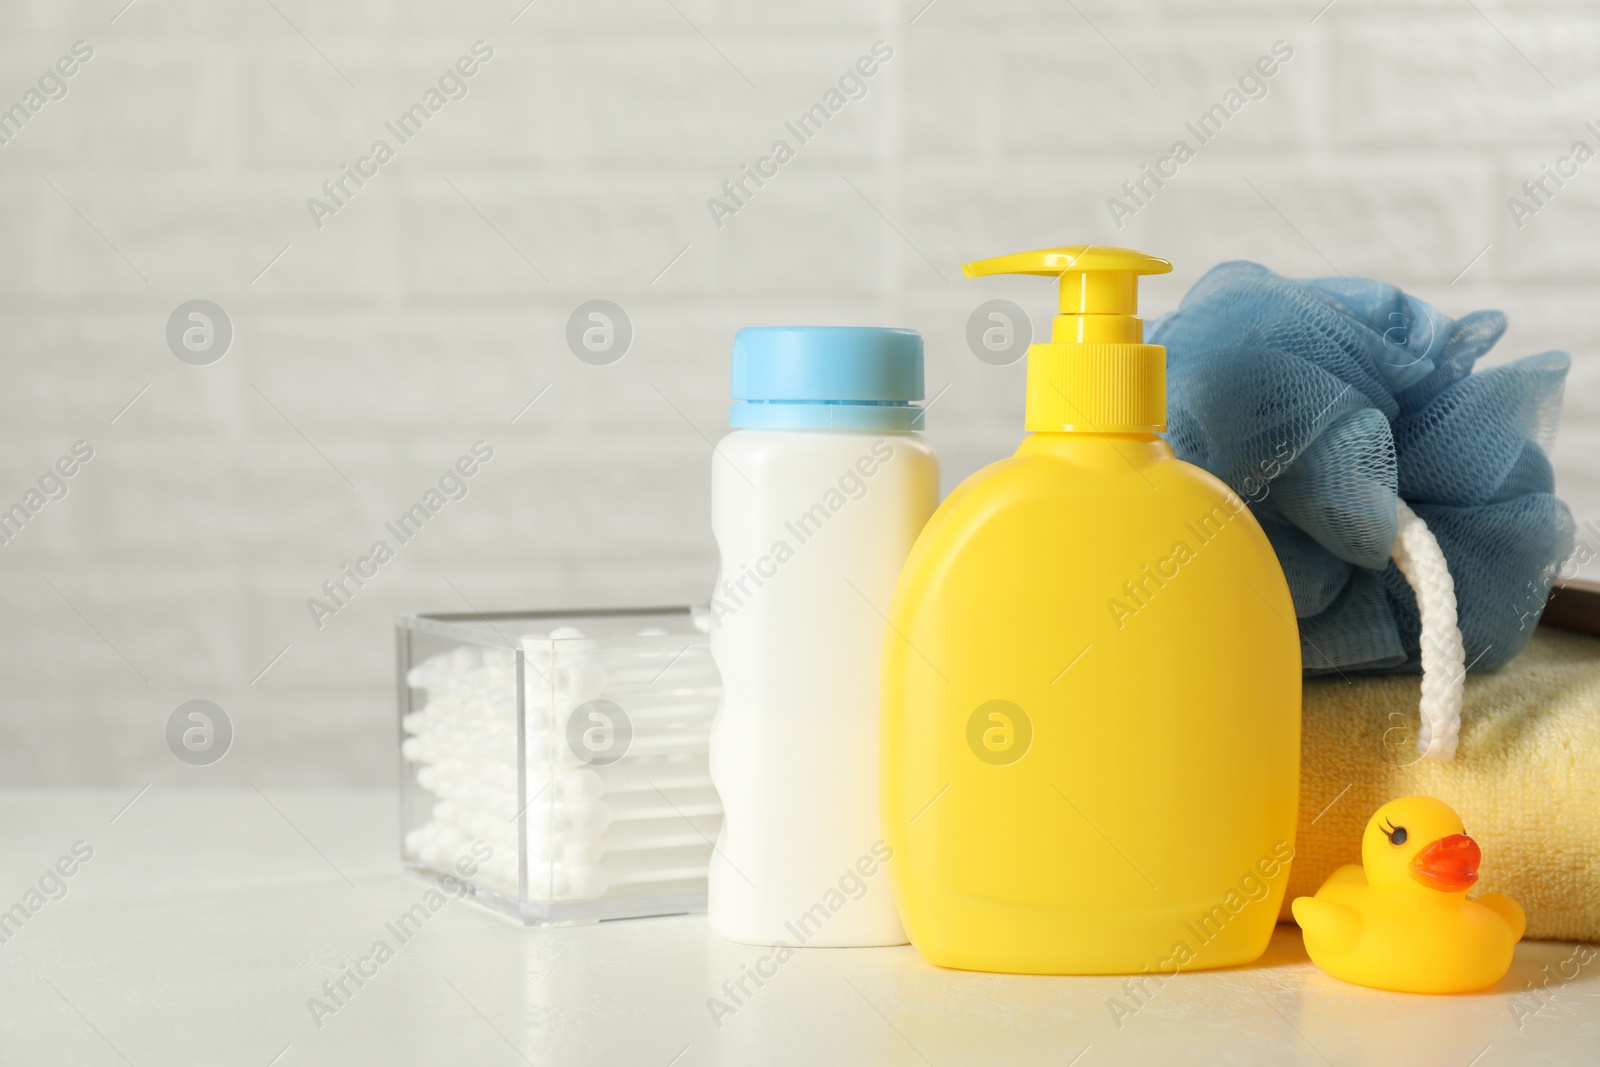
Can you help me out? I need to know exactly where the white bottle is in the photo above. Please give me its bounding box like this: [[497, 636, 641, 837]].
[[708, 326, 938, 947]]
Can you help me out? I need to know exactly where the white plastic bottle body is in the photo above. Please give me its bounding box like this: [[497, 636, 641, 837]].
[[708, 428, 937, 946]]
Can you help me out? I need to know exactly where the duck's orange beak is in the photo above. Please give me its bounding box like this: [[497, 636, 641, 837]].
[[1409, 834, 1480, 892]]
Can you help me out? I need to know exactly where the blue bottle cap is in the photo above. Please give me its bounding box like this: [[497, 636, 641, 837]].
[[729, 326, 925, 431]]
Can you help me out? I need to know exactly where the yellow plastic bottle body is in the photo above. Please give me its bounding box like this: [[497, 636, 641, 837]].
[[881, 431, 1301, 974]]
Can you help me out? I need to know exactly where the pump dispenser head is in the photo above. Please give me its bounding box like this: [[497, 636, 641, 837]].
[[963, 246, 1172, 433]]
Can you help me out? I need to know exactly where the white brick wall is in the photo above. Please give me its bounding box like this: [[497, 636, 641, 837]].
[[1, 0, 1594, 784]]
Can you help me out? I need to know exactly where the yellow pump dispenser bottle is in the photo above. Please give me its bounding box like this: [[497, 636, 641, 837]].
[[881, 247, 1301, 974]]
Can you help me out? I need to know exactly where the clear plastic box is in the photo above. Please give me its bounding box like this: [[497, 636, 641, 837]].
[[397, 607, 721, 924]]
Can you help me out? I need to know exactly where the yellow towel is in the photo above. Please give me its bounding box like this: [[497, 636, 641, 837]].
[[1290, 626, 1600, 940]]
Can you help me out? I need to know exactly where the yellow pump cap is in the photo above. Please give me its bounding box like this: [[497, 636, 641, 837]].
[[963, 245, 1172, 433]]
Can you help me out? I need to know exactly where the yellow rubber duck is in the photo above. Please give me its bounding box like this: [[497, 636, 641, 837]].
[[1292, 796, 1525, 993]]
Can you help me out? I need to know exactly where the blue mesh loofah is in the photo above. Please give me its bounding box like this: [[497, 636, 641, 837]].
[[1148, 261, 1575, 676]]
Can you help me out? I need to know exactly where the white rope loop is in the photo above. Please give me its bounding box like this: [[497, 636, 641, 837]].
[[1389, 500, 1466, 759]]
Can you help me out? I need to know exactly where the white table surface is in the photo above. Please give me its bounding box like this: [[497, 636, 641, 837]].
[[1, 789, 1593, 1067]]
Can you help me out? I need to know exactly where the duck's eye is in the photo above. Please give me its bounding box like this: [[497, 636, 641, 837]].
[[1383, 824, 1408, 846]]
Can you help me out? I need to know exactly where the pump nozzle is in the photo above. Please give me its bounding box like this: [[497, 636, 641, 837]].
[[963, 245, 1171, 345], [962, 245, 1172, 433]]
